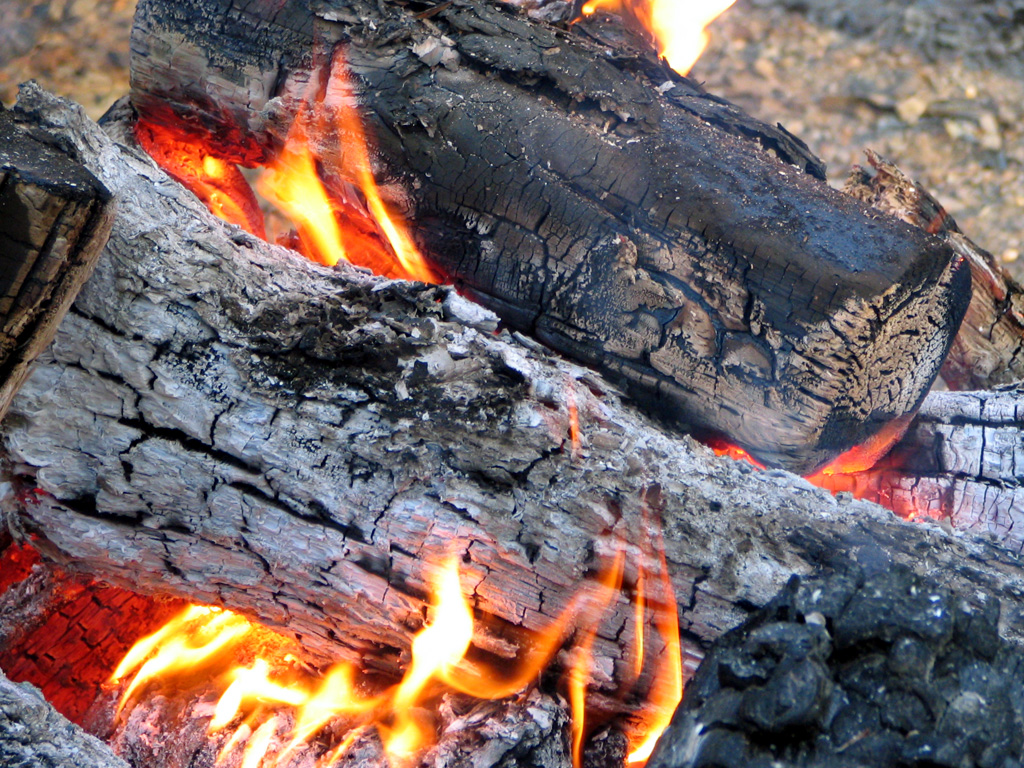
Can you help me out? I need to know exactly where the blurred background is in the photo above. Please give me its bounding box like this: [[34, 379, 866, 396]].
[[1, 0, 1021, 279]]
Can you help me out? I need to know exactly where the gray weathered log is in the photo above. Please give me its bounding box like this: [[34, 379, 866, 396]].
[[0, 104, 115, 424], [4, 86, 1024, 723], [127, 0, 971, 474], [825, 387, 1024, 555], [0, 668, 129, 768]]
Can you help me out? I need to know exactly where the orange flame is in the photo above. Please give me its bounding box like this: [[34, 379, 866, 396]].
[[625, 529, 683, 764], [139, 51, 436, 284], [568, 549, 626, 768], [112, 544, 686, 767], [257, 115, 349, 268], [580, 0, 736, 75]]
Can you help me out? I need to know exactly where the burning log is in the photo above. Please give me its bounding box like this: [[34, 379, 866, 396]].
[[126, 0, 973, 474], [0, 104, 114, 423], [821, 387, 1024, 554], [844, 151, 1024, 392], [5, 84, 1024, 743]]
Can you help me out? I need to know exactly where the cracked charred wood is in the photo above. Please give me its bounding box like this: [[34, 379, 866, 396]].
[[4, 87, 1024, 725], [844, 151, 1024, 391], [128, 0, 972, 474], [0, 668, 129, 768], [824, 387, 1024, 555], [0, 105, 114, 423], [647, 568, 1023, 768]]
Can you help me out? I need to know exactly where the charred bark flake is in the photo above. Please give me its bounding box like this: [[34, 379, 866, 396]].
[[129, 0, 971, 474]]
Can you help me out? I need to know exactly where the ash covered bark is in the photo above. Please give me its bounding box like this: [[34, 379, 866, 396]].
[[129, 0, 971, 474], [647, 568, 1024, 768], [4, 86, 1024, 724], [0, 669, 128, 768]]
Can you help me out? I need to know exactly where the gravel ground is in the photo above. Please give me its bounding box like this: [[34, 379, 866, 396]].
[[2, 0, 1021, 279]]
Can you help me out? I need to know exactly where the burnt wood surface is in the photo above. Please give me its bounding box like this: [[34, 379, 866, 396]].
[[0, 105, 114, 424], [844, 151, 1024, 392], [128, 0, 972, 474], [4, 87, 1024, 724]]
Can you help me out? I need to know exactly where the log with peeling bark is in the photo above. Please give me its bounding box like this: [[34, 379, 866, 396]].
[[127, 0, 972, 474], [6, 86, 1024, 730], [0, 105, 115, 424]]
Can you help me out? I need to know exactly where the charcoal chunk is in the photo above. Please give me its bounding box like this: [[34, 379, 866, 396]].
[[646, 568, 1024, 768]]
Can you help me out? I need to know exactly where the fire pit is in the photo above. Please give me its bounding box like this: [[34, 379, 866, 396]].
[[3, 1, 1024, 767]]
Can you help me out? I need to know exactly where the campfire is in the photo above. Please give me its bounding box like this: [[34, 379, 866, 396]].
[[4, 0, 1024, 767]]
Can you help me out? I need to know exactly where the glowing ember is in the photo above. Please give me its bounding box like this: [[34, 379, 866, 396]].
[[580, 0, 737, 75], [111, 546, 686, 767], [134, 120, 266, 238]]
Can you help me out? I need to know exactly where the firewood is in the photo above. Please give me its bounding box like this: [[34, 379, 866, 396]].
[[0, 104, 115, 423], [0, 668, 128, 768], [5, 86, 1024, 726], [844, 151, 1024, 391], [126, 0, 972, 474], [822, 387, 1024, 554]]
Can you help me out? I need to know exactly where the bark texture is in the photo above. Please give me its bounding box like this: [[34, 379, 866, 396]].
[[0, 105, 114, 423], [0, 669, 128, 768], [127, 0, 972, 474], [4, 86, 1024, 721], [827, 387, 1024, 555], [845, 151, 1024, 391]]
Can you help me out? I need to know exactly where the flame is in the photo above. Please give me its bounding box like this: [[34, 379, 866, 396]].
[[257, 114, 349, 267], [111, 605, 253, 710], [139, 50, 436, 283], [580, 0, 736, 75], [112, 545, 686, 767], [134, 120, 266, 238], [625, 533, 683, 764], [323, 52, 436, 284], [808, 411, 917, 479], [568, 549, 626, 768]]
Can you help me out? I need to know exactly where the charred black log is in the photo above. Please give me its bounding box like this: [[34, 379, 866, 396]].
[[844, 151, 1024, 391], [128, 0, 971, 474], [0, 105, 114, 423], [648, 568, 1023, 768]]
